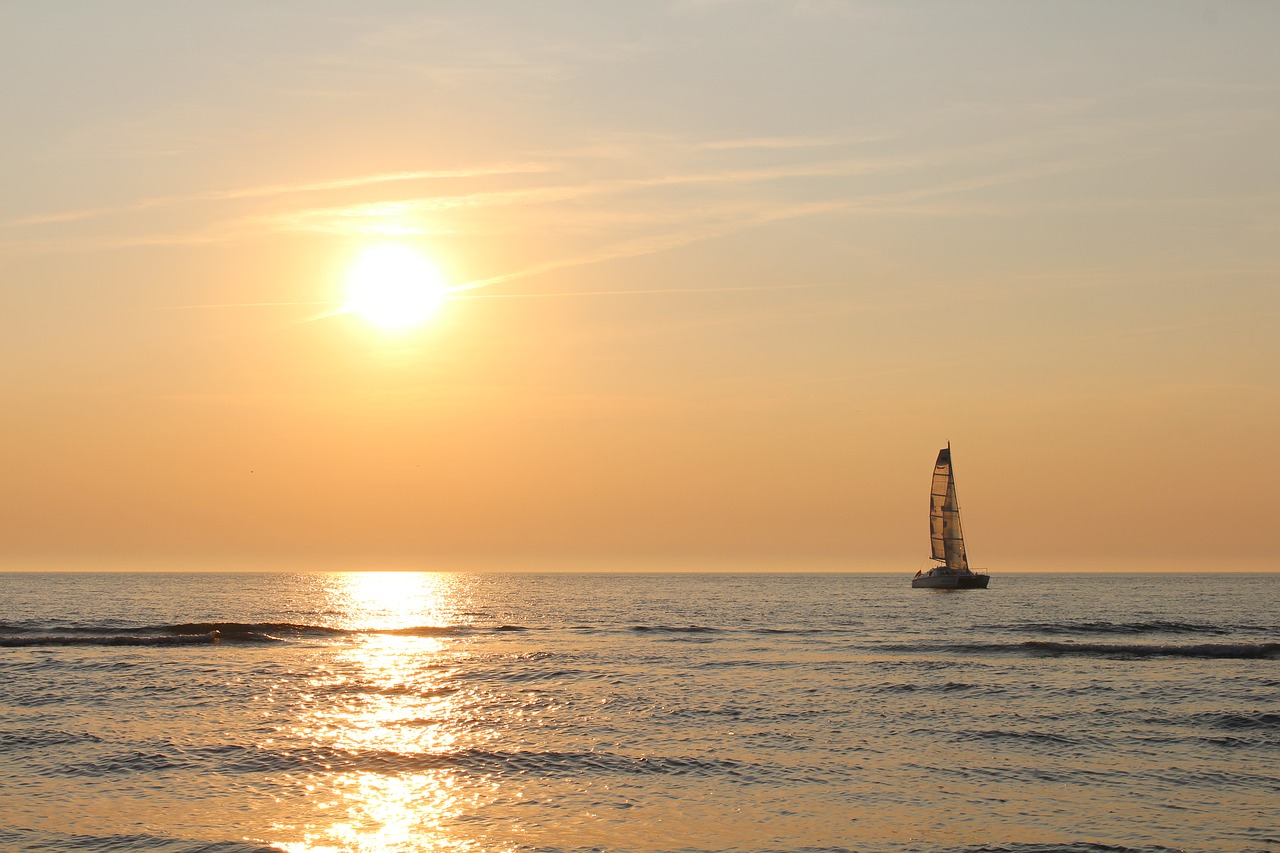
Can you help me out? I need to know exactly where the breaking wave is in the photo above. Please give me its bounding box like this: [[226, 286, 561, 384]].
[[0, 633, 222, 647], [991, 619, 1238, 636], [0, 620, 533, 648], [1021, 640, 1280, 659], [873, 639, 1279, 660], [7, 619, 1272, 657]]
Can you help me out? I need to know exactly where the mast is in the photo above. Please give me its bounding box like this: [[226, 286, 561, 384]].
[[945, 444, 969, 571]]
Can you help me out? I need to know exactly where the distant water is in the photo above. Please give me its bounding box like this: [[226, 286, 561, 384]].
[[1, 572, 1276, 853]]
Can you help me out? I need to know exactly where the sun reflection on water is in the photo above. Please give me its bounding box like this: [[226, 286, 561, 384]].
[[275, 770, 475, 853], [267, 572, 499, 853], [335, 571, 455, 631]]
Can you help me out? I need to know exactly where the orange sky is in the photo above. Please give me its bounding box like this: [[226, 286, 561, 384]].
[[1, 3, 1277, 571]]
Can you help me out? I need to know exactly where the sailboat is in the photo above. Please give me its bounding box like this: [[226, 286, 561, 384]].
[[912, 444, 991, 589]]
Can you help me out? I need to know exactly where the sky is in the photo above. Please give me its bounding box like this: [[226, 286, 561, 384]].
[[1, 1, 1277, 572]]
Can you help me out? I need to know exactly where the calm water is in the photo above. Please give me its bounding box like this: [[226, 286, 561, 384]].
[[0, 572, 1276, 853]]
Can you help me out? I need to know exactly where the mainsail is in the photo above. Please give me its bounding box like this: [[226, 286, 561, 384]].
[[928, 446, 969, 571]]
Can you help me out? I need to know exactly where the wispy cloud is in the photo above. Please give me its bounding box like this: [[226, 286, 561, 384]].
[[455, 282, 836, 301], [0, 163, 550, 229], [0, 114, 1127, 281], [259, 152, 929, 238], [450, 200, 849, 294], [256, 183, 604, 236], [700, 134, 885, 151], [192, 163, 552, 201]]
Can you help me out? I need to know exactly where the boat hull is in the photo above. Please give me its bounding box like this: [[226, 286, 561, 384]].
[[911, 572, 990, 589]]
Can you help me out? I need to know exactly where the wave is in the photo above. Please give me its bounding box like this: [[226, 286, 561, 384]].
[[875, 639, 1279, 660], [1022, 640, 1280, 659], [0, 729, 103, 751], [5, 619, 1272, 659], [936, 840, 1182, 845], [0, 633, 221, 648], [874, 681, 1004, 696], [993, 619, 1235, 637], [165, 621, 348, 639], [0, 826, 282, 853], [1195, 711, 1280, 731], [61, 741, 820, 785], [954, 729, 1087, 746], [0, 620, 536, 647]]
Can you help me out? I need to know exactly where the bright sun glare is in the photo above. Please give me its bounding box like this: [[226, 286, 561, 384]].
[[344, 244, 448, 331]]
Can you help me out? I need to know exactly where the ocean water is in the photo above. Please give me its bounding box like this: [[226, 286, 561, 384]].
[[0, 572, 1276, 853]]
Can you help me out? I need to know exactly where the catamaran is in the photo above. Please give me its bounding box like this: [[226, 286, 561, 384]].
[[912, 444, 990, 589]]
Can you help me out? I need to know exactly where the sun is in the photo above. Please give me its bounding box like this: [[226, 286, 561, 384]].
[[343, 244, 448, 331]]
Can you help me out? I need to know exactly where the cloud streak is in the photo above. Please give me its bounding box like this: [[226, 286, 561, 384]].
[[0, 162, 551, 229], [448, 200, 849, 295]]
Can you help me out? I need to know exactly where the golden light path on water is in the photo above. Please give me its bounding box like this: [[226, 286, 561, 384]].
[[6, 573, 1273, 851], [267, 573, 501, 853]]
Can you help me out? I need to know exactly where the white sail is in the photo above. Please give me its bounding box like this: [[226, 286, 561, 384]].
[[928, 446, 968, 571]]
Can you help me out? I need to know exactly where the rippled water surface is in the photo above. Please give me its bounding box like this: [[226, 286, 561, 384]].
[[0, 572, 1276, 853]]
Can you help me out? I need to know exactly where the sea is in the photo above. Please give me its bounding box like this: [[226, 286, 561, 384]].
[[0, 571, 1276, 853]]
